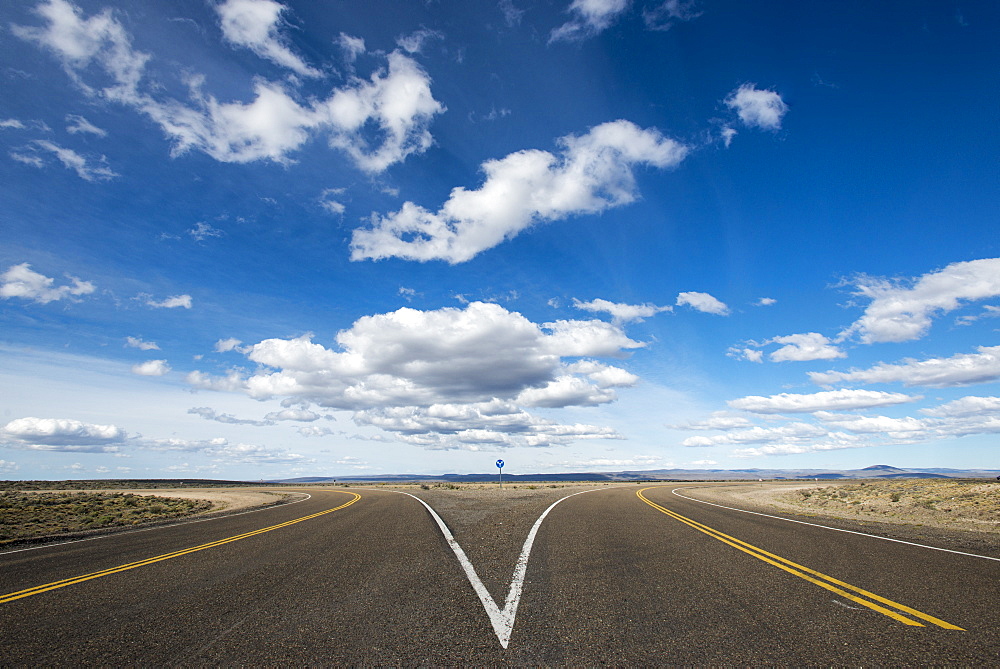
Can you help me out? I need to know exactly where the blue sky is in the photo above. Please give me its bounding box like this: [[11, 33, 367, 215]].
[[2, 0, 998, 480]]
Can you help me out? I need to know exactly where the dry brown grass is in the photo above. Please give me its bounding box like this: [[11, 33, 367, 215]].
[[775, 479, 1000, 532]]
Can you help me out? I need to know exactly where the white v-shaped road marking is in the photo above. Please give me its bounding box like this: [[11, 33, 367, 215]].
[[398, 488, 605, 648]]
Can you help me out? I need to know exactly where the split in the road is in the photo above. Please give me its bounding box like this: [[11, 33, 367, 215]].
[[400, 487, 607, 648]]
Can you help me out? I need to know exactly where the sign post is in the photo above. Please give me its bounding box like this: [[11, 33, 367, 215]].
[[496, 459, 504, 489]]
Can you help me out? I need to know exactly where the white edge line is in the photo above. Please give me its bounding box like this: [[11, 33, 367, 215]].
[[670, 487, 1000, 563], [396, 487, 610, 648], [0, 491, 312, 557]]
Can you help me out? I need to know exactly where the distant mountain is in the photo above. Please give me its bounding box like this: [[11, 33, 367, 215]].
[[271, 465, 1000, 484], [860, 465, 906, 472]]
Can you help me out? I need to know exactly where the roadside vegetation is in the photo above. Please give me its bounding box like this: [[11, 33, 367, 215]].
[[779, 479, 1000, 532], [0, 491, 214, 545], [0, 479, 265, 491]]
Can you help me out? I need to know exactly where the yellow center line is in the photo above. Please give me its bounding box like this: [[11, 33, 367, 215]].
[[0, 491, 361, 605], [636, 488, 963, 631]]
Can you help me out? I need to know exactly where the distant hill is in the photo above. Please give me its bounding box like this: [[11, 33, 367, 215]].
[[272, 465, 1000, 484]]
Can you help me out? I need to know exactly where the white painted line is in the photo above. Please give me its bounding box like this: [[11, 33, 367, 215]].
[[670, 487, 1000, 563], [0, 491, 312, 557], [398, 487, 609, 648]]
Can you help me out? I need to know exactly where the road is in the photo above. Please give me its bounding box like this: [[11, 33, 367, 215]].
[[0, 484, 996, 664]]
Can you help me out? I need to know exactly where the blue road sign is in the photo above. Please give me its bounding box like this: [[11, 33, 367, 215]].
[[496, 459, 504, 469]]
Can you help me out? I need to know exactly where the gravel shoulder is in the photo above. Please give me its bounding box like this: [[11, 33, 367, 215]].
[[680, 480, 1000, 557]]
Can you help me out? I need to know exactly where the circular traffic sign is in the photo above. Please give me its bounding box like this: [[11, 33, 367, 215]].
[[496, 459, 504, 469]]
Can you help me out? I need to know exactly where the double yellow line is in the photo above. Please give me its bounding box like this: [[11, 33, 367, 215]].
[[636, 488, 962, 630], [0, 492, 361, 605]]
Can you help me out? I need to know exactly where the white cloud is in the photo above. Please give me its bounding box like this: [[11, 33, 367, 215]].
[[214, 337, 245, 353], [0, 262, 95, 303], [922, 395, 1000, 418], [351, 120, 688, 263], [768, 332, 845, 362], [671, 411, 754, 431], [756, 297, 776, 306], [683, 422, 832, 447], [12, 0, 150, 97], [65, 113, 106, 136], [550, 0, 630, 43], [841, 258, 1000, 344], [689, 459, 717, 466], [572, 297, 671, 323], [725, 84, 788, 130], [812, 411, 932, 438], [728, 389, 918, 414], [319, 188, 346, 215], [396, 29, 443, 54], [264, 408, 320, 422], [336, 33, 366, 62], [188, 302, 643, 449], [131, 359, 171, 376], [125, 336, 159, 351], [355, 400, 622, 450], [2, 417, 127, 452], [146, 294, 192, 309], [188, 407, 273, 426], [189, 222, 224, 241], [731, 437, 864, 458], [1, 119, 27, 129], [810, 345, 1000, 388], [642, 0, 702, 31], [21, 140, 118, 181], [0, 460, 18, 473], [676, 291, 728, 315], [16, 1, 444, 173], [215, 0, 320, 77]]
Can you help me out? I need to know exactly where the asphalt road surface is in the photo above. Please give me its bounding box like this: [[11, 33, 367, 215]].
[[1, 484, 997, 665]]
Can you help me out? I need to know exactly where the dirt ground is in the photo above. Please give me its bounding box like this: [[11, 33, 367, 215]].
[[12, 487, 296, 514]]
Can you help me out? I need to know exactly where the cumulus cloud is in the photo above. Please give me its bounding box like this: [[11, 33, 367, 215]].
[[125, 336, 159, 351], [214, 337, 245, 353], [188, 407, 273, 426], [922, 395, 1000, 418], [730, 436, 865, 458], [264, 408, 321, 422], [215, 0, 320, 77], [146, 294, 192, 309], [131, 359, 171, 376], [1, 417, 127, 452], [675, 291, 728, 315], [549, 0, 631, 43], [0, 460, 18, 473], [15, 0, 445, 172], [840, 258, 1000, 344], [670, 411, 755, 431], [812, 412, 933, 439], [351, 120, 688, 263], [188, 302, 642, 449], [767, 332, 845, 362], [682, 422, 834, 447], [728, 389, 918, 414], [572, 297, 671, 323], [810, 345, 1000, 388], [756, 297, 777, 306], [355, 400, 622, 450], [725, 84, 788, 130], [0, 262, 95, 303]]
